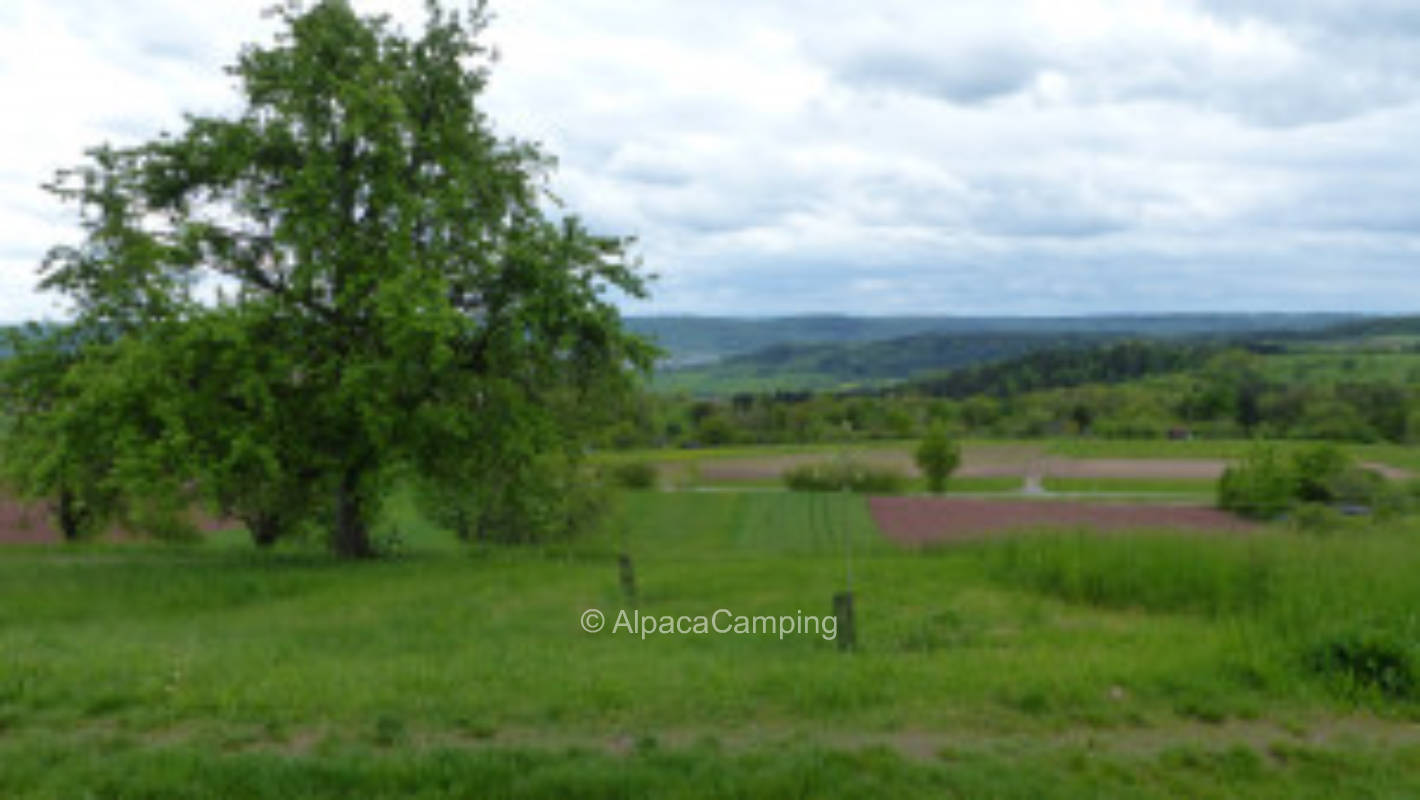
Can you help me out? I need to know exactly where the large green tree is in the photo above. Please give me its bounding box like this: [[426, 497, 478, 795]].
[[24, 0, 652, 556]]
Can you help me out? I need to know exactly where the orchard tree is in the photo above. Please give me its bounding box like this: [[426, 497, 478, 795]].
[[0, 324, 205, 541], [0, 326, 119, 541], [914, 424, 961, 494], [25, 0, 653, 556]]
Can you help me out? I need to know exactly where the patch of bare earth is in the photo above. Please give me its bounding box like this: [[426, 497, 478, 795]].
[[0, 496, 59, 543], [116, 716, 1420, 762], [869, 495, 1256, 545], [0, 492, 235, 545]]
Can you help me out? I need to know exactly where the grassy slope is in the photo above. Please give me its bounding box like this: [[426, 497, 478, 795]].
[[4, 492, 1420, 796], [637, 313, 1363, 394]]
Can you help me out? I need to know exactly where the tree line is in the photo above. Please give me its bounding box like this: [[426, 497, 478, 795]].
[[604, 345, 1420, 448]]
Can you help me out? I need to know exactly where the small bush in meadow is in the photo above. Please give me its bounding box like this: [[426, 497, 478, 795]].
[[1218, 444, 1296, 519], [1220, 443, 1404, 521], [606, 460, 658, 490], [782, 460, 907, 494], [1291, 443, 1351, 503], [1304, 628, 1416, 701]]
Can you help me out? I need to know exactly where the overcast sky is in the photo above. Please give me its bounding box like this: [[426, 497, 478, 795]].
[[2, 0, 1419, 321]]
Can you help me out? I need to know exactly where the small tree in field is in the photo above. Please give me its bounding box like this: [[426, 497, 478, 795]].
[[1217, 444, 1295, 519], [13, 0, 653, 556], [915, 425, 961, 493]]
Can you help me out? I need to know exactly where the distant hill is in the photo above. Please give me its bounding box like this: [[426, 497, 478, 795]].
[[654, 331, 1123, 394], [1278, 315, 1420, 342], [645, 313, 1364, 394]]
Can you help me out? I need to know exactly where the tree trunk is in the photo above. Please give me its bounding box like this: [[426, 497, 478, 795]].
[[55, 487, 87, 541], [245, 511, 283, 548], [333, 466, 374, 558]]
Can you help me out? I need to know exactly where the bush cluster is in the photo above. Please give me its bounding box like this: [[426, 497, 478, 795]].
[[1218, 443, 1402, 520], [782, 460, 907, 494], [603, 460, 658, 490], [1305, 629, 1416, 700]]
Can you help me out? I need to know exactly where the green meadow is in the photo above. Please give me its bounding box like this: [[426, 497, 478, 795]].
[[4, 490, 1420, 797]]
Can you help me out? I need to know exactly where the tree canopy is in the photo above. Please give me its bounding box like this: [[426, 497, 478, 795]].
[[5, 0, 653, 555]]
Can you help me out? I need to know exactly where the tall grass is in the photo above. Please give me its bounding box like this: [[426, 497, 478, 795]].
[[982, 524, 1420, 701], [6, 492, 1420, 795], [985, 531, 1274, 617]]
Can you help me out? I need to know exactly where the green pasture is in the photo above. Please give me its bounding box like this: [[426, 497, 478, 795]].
[[5, 491, 1420, 796], [1039, 477, 1216, 495]]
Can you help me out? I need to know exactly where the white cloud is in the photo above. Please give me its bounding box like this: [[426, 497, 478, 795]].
[[2, 0, 1419, 320]]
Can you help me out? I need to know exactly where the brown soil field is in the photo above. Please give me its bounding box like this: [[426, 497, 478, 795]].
[[869, 495, 1257, 545]]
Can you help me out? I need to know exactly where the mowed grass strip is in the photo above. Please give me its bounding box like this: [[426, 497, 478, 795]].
[[1039, 477, 1216, 495]]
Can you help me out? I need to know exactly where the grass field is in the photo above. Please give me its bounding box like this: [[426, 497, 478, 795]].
[[1043, 438, 1286, 460], [677, 475, 1024, 493], [1044, 437, 1416, 475], [1039, 477, 1216, 495], [5, 491, 1420, 796], [607, 437, 1419, 470]]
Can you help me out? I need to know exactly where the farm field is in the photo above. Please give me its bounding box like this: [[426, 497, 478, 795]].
[[601, 439, 1413, 497], [0, 438, 1290, 547], [4, 490, 1420, 796], [869, 496, 1256, 543]]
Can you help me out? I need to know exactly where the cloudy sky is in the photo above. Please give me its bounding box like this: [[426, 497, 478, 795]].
[[2, 0, 1419, 320]]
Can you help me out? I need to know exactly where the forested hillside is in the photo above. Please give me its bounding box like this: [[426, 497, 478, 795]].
[[649, 313, 1363, 395], [604, 328, 1420, 448]]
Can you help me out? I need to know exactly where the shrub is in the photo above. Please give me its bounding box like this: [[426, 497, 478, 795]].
[[605, 461, 658, 490], [782, 460, 907, 494], [849, 465, 908, 494], [1291, 444, 1350, 503], [1304, 629, 1416, 700], [1219, 442, 1404, 521], [1217, 444, 1296, 519]]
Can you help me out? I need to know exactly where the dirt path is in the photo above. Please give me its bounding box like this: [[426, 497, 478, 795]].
[[97, 714, 1420, 763]]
